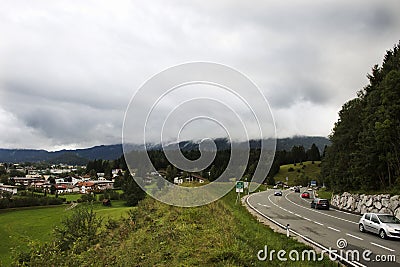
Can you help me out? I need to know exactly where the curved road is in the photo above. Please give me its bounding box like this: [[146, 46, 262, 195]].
[[247, 189, 400, 267]]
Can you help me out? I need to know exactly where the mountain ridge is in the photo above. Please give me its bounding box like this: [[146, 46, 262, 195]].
[[0, 136, 330, 164]]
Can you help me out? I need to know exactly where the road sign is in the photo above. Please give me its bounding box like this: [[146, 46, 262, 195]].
[[244, 182, 249, 189], [236, 181, 244, 193], [310, 180, 317, 187], [286, 177, 288, 181]]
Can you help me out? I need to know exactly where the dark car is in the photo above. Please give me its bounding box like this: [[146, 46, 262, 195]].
[[311, 198, 329, 210], [294, 187, 300, 193], [274, 190, 282, 196], [301, 192, 310, 198]]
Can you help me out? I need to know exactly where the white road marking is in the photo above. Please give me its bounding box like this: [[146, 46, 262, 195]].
[[345, 233, 363, 240], [351, 261, 367, 267], [303, 217, 311, 221], [284, 192, 358, 225], [370, 242, 395, 252], [328, 226, 341, 232], [294, 213, 302, 217], [257, 203, 271, 208], [331, 208, 361, 217], [314, 221, 324, 226]]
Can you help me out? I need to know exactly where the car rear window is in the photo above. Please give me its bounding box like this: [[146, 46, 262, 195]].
[[318, 200, 328, 204]]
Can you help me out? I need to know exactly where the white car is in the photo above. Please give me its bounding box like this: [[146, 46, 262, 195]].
[[359, 213, 400, 239]]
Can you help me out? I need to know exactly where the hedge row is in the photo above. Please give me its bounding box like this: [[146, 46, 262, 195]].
[[0, 196, 65, 209]]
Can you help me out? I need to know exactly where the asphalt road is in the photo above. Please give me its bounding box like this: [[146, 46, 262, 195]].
[[247, 189, 400, 267]]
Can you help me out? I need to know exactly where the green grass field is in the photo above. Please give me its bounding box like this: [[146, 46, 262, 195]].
[[0, 200, 132, 266], [273, 161, 322, 186]]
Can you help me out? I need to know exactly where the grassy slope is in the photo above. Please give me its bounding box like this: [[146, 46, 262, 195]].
[[0, 200, 131, 266], [274, 161, 321, 186], [90, 191, 335, 266]]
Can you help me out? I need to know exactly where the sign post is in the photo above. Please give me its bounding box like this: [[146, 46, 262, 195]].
[[235, 181, 244, 204], [244, 178, 249, 196]]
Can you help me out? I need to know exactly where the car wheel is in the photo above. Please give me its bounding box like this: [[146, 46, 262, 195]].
[[379, 229, 387, 239], [359, 224, 365, 232]]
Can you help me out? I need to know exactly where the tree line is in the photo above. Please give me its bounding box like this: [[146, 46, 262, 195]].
[[86, 143, 321, 189], [322, 42, 400, 192]]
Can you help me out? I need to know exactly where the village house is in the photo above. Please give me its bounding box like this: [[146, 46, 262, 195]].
[[173, 177, 183, 185], [0, 183, 18, 195], [76, 181, 96, 194], [112, 169, 124, 177], [11, 177, 44, 186], [76, 180, 114, 194]]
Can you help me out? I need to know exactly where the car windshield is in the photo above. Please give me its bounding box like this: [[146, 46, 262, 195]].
[[377, 215, 400, 224]]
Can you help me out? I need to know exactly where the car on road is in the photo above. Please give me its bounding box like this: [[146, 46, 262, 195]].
[[359, 213, 400, 239], [273, 185, 278, 189], [307, 188, 313, 191], [301, 192, 310, 198], [310, 198, 329, 210], [294, 187, 300, 193], [274, 190, 282, 196]]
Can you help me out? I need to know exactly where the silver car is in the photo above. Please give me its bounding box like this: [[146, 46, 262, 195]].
[[359, 213, 400, 239]]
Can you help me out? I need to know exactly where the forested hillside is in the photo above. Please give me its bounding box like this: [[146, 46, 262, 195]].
[[322, 42, 400, 192]]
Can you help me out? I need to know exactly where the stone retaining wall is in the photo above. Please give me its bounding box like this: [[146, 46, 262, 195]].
[[331, 192, 400, 217]]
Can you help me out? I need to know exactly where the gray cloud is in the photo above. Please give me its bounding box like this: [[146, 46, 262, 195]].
[[0, 0, 399, 149]]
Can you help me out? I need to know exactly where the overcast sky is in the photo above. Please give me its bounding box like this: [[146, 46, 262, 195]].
[[1, 0, 399, 150]]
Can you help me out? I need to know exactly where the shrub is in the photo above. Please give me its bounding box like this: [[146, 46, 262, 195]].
[[100, 189, 121, 201], [288, 167, 294, 172], [54, 204, 103, 252], [80, 194, 96, 202], [105, 218, 119, 230]]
